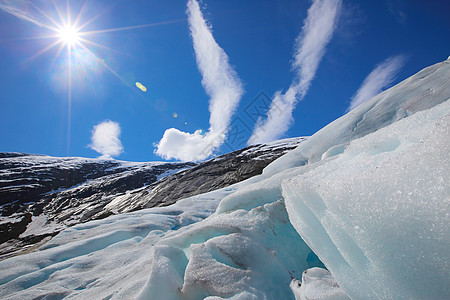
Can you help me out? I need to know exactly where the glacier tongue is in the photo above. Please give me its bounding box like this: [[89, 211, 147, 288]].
[[283, 99, 450, 299]]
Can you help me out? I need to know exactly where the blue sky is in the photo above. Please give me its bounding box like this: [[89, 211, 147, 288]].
[[0, 0, 448, 162]]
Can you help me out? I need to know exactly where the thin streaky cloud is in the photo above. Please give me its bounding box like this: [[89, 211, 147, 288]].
[[0, 2, 48, 29], [155, 0, 244, 162], [348, 55, 405, 111], [29, 0, 63, 29], [387, 0, 407, 27], [248, 0, 342, 145], [81, 19, 186, 36]]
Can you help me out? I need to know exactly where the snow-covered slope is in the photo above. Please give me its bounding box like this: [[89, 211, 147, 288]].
[[102, 137, 306, 214], [0, 155, 195, 258], [0, 59, 448, 299], [0, 137, 304, 259]]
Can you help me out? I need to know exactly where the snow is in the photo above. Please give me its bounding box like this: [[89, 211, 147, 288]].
[[19, 215, 63, 238], [0, 60, 448, 299], [0, 154, 184, 179], [0, 214, 23, 225], [238, 137, 308, 158], [0, 155, 192, 241], [283, 99, 450, 299], [0, 165, 315, 299], [155, 166, 187, 181], [137, 198, 313, 299], [0, 186, 238, 299]]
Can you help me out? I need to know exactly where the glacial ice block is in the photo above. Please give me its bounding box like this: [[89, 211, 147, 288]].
[[264, 59, 450, 177], [283, 100, 450, 299], [290, 268, 350, 300]]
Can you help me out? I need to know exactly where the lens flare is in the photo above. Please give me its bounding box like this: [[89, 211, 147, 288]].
[[58, 25, 80, 45], [135, 82, 147, 92]]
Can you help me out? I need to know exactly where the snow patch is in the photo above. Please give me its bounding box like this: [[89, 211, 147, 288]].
[[19, 215, 63, 238]]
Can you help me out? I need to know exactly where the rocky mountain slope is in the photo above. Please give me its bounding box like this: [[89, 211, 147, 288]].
[[102, 137, 307, 214], [0, 155, 195, 258], [0, 137, 305, 259]]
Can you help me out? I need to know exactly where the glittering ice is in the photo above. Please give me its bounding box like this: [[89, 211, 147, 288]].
[[284, 100, 450, 299]]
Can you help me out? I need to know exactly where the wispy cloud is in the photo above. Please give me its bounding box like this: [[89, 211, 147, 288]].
[[89, 120, 124, 159], [0, 1, 47, 27], [387, 0, 407, 27], [348, 55, 405, 111], [155, 0, 243, 161], [248, 0, 342, 145]]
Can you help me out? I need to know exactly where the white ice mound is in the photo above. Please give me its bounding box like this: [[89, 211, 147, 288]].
[[290, 268, 350, 300], [283, 99, 450, 299], [136, 198, 315, 300], [264, 59, 450, 177]]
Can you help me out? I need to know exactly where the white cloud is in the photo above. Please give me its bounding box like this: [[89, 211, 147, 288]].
[[0, 1, 46, 27], [248, 0, 342, 145], [155, 128, 224, 162], [89, 120, 124, 159], [348, 55, 405, 111], [387, 0, 407, 26], [155, 0, 243, 161]]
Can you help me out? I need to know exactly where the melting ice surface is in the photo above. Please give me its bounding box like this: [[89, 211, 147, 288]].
[[284, 99, 450, 299], [290, 268, 350, 300], [0, 59, 449, 299]]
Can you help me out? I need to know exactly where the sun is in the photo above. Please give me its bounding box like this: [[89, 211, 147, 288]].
[[6, 0, 182, 154], [57, 25, 80, 45]]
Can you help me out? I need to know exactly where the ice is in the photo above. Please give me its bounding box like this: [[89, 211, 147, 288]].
[[0, 174, 315, 299], [137, 197, 314, 299], [283, 100, 450, 299], [290, 268, 350, 300], [264, 59, 450, 177], [0, 60, 448, 299], [0, 187, 235, 299]]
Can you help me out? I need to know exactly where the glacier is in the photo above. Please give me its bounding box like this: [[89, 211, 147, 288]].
[[290, 268, 350, 300], [284, 99, 450, 299], [0, 59, 448, 299]]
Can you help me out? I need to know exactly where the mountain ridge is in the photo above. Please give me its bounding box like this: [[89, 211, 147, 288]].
[[0, 137, 306, 259]]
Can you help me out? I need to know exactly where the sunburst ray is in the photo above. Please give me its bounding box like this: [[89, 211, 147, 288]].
[[0, 0, 184, 154]]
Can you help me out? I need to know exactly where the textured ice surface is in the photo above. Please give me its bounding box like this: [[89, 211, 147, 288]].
[[284, 100, 450, 299], [264, 59, 450, 177], [137, 198, 313, 299], [0, 186, 234, 299], [290, 268, 350, 300]]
